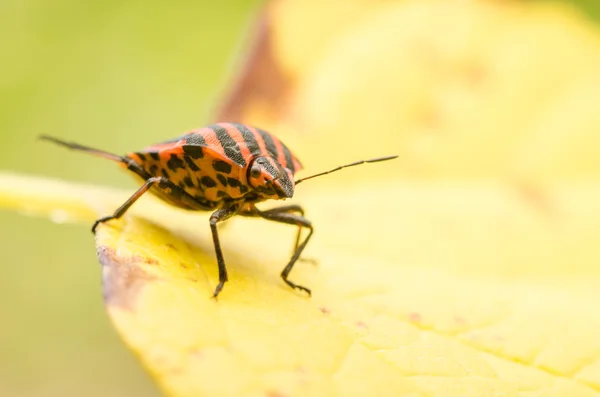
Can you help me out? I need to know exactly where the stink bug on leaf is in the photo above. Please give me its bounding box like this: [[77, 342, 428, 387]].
[[41, 123, 397, 298]]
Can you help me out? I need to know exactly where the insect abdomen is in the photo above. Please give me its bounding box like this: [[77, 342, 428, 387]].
[[129, 150, 246, 204]]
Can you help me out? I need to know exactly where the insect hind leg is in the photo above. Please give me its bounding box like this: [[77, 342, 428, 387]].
[[242, 205, 314, 296]]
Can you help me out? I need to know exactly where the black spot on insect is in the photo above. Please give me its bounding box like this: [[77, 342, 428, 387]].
[[183, 176, 195, 188], [167, 154, 185, 172], [183, 145, 204, 159], [194, 195, 218, 209], [217, 190, 229, 198], [161, 168, 170, 178], [254, 185, 274, 195], [168, 186, 183, 200], [184, 155, 200, 171], [150, 152, 160, 161], [200, 176, 217, 188], [241, 191, 259, 201], [157, 179, 169, 188], [216, 174, 227, 186], [239, 184, 249, 194], [213, 160, 232, 174], [227, 177, 241, 187], [136, 153, 146, 162], [149, 164, 158, 175]]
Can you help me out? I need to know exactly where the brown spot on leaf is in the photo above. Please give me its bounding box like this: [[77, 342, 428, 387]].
[[453, 62, 487, 88], [512, 181, 558, 219], [355, 321, 368, 330], [190, 348, 204, 359], [132, 254, 159, 265], [98, 246, 158, 311], [408, 312, 422, 323], [417, 106, 442, 130], [319, 306, 331, 315], [266, 391, 288, 397]]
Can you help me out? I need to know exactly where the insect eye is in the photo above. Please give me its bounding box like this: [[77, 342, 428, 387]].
[[250, 165, 261, 178]]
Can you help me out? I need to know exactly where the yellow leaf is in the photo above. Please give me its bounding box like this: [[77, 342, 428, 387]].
[[2, 171, 600, 396], [218, 0, 600, 183]]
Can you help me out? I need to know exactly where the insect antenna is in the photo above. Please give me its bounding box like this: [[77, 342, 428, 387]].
[[39, 135, 150, 180], [294, 155, 398, 185], [39, 135, 129, 164]]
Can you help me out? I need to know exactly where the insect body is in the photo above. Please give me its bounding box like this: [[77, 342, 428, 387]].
[[41, 123, 397, 298]]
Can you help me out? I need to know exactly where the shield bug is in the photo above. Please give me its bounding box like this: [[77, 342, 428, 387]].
[[41, 123, 397, 297]]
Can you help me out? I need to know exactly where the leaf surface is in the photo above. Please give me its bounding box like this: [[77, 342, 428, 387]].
[[2, 172, 600, 396]]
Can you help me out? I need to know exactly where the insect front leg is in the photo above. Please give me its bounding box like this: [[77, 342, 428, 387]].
[[209, 205, 239, 298], [92, 176, 170, 233], [247, 206, 314, 296]]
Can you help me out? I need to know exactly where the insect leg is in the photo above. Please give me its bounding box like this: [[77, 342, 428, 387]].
[[209, 205, 239, 298], [92, 177, 165, 233], [249, 207, 314, 296], [92, 176, 191, 233]]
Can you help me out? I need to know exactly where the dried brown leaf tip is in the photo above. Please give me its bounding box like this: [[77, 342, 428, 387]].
[[98, 246, 158, 311]]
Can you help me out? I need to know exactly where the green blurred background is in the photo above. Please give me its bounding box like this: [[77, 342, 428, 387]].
[[0, 1, 259, 396], [1, 1, 600, 396]]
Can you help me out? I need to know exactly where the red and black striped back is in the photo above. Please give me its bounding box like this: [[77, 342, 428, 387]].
[[139, 122, 302, 175]]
